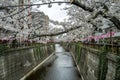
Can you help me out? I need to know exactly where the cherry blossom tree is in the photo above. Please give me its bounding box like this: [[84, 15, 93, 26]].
[[0, 0, 120, 41]]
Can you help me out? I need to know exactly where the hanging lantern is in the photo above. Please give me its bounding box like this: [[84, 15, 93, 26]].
[[37, 4, 40, 8], [48, 3, 52, 8], [58, 3, 62, 6]]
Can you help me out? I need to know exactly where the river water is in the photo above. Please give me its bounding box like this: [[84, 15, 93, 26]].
[[26, 44, 81, 80]]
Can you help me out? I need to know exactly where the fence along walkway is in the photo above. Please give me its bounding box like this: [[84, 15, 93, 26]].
[[26, 44, 81, 80]]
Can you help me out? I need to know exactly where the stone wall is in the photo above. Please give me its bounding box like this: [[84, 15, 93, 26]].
[[0, 44, 55, 80], [69, 44, 119, 80]]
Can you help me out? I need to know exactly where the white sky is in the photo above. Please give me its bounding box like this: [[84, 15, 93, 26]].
[[32, 0, 69, 22]]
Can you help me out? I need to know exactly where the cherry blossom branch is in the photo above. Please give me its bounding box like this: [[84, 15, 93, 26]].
[[32, 25, 82, 38]]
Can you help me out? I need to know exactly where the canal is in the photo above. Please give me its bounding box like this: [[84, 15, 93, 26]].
[[26, 44, 81, 80]]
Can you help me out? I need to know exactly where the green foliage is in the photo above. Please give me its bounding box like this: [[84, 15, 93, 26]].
[[77, 45, 82, 64], [76, 45, 82, 64], [72, 44, 82, 64], [33, 43, 55, 61], [0, 44, 8, 55], [97, 45, 108, 80], [75, 45, 78, 58], [114, 49, 120, 80]]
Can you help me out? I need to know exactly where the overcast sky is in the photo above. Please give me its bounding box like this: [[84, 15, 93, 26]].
[[32, 0, 69, 22]]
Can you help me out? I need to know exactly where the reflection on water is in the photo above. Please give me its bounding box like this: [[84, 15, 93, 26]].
[[55, 44, 65, 52], [25, 63, 52, 80], [26, 44, 81, 80]]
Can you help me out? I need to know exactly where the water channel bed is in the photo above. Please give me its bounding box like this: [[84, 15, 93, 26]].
[[26, 45, 81, 80]]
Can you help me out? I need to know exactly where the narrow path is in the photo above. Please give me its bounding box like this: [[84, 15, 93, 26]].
[[26, 44, 81, 80]]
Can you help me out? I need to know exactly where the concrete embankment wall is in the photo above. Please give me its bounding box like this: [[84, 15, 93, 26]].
[[63, 43, 119, 80], [0, 44, 55, 80]]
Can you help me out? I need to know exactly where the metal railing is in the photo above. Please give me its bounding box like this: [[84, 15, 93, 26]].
[[82, 43, 120, 54], [66, 42, 120, 80]]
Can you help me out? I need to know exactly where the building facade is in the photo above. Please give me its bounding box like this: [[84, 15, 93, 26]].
[[31, 11, 50, 41]]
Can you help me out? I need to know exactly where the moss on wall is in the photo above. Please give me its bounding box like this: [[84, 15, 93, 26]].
[[0, 44, 8, 55], [114, 48, 120, 80], [97, 46, 108, 80], [76, 45, 82, 64]]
